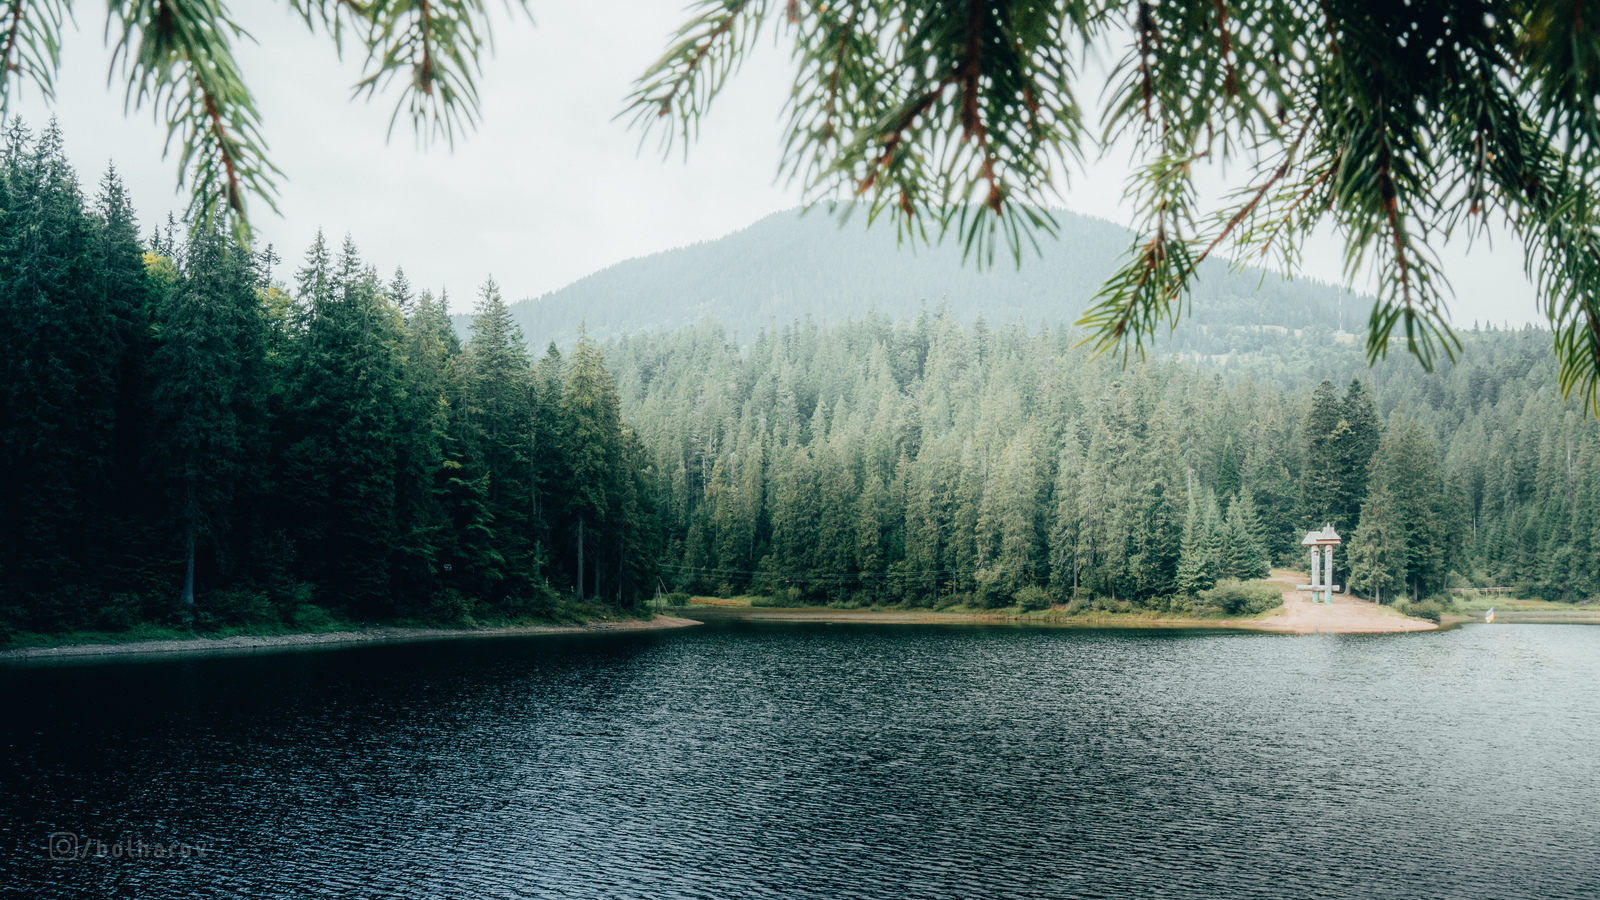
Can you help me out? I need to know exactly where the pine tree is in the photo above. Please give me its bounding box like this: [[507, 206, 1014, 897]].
[[274, 235, 403, 616], [1347, 477, 1408, 605], [151, 220, 269, 623], [1336, 379, 1382, 529], [1215, 439, 1241, 508], [561, 331, 624, 600], [1048, 437, 1085, 601], [1175, 486, 1216, 596], [1221, 493, 1270, 581], [391, 281, 457, 611], [1300, 380, 1345, 531], [93, 166, 163, 594], [1381, 420, 1449, 600], [0, 123, 122, 620], [460, 277, 535, 596]]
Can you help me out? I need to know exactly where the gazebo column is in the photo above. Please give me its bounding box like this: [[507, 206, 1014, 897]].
[[1309, 546, 1320, 592], [1323, 546, 1335, 604]]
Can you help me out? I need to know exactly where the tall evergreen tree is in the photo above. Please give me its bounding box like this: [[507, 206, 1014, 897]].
[[1332, 379, 1381, 533], [459, 277, 535, 596], [151, 220, 269, 623], [0, 123, 119, 621], [1347, 474, 1408, 605], [275, 235, 403, 615], [561, 331, 624, 600]]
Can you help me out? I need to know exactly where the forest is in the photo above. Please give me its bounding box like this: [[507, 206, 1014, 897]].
[[613, 315, 1599, 610], [4, 121, 1598, 639], [487, 207, 1358, 351], [0, 124, 654, 639]]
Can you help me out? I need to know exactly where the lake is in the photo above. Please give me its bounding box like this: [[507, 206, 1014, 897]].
[[2, 621, 1597, 899]]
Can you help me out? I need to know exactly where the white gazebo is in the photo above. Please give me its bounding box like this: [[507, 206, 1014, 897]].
[[1299, 525, 1342, 604]]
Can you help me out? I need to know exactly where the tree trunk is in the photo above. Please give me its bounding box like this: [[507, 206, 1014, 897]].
[[618, 537, 624, 604], [577, 514, 585, 600], [181, 474, 198, 627]]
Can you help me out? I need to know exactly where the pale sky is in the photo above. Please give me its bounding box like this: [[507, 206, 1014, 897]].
[[9, 2, 1541, 327]]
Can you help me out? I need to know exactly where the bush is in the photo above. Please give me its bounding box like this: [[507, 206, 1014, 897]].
[[290, 604, 339, 630], [663, 592, 692, 607], [95, 593, 146, 632], [1398, 598, 1447, 623], [1014, 586, 1053, 611], [751, 586, 804, 607], [206, 588, 277, 627], [1198, 579, 1285, 616]]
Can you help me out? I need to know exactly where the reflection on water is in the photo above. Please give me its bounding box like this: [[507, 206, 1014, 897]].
[[2, 622, 1597, 899]]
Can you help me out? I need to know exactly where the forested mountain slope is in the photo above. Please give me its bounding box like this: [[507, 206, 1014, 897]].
[[465, 209, 1358, 351]]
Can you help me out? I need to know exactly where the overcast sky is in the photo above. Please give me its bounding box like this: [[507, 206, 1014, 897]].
[[9, 2, 1541, 327]]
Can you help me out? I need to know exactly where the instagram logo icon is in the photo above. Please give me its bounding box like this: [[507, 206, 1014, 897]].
[[47, 832, 78, 860]]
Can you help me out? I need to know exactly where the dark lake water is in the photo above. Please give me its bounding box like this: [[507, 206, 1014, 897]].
[[2, 621, 1597, 899]]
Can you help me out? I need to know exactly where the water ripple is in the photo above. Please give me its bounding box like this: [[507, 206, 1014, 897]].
[[3, 623, 1598, 898]]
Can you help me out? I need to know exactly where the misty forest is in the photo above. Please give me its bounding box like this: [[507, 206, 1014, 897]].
[[4, 124, 1597, 638]]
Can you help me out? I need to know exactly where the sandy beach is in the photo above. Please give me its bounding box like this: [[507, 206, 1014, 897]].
[[1250, 572, 1437, 633]]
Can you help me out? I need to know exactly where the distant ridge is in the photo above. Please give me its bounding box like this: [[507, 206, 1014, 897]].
[[457, 208, 1357, 349]]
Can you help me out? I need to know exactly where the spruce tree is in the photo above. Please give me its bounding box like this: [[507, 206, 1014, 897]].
[[561, 331, 624, 600], [1347, 477, 1408, 605], [391, 281, 457, 611], [1300, 380, 1345, 531], [0, 122, 118, 620], [275, 235, 403, 616], [1175, 487, 1216, 596], [1221, 494, 1270, 581], [1336, 379, 1382, 529], [460, 277, 535, 597], [151, 220, 269, 624]]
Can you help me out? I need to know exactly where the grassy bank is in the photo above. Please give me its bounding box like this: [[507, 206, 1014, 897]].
[[1441, 593, 1600, 626], [2, 599, 652, 652], [666, 595, 1285, 629]]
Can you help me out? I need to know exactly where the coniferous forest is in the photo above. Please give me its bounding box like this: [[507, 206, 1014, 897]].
[[0, 125, 654, 638], [616, 316, 1599, 610], [4, 123, 1599, 639]]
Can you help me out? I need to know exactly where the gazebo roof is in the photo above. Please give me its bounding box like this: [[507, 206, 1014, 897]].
[[1301, 524, 1342, 546]]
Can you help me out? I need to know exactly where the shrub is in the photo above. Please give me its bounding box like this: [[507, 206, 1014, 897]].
[[752, 587, 803, 607], [1014, 586, 1052, 611], [207, 588, 277, 627], [96, 593, 146, 632], [291, 604, 339, 630], [664, 592, 692, 607], [1198, 579, 1285, 615], [1399, 598, 1446, 623]]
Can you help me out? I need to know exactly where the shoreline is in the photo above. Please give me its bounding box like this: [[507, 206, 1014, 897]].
[[673, 573, 1458, 635], [0, 615, 703, 662], [677, 606, 1277, 630], [10, 599, 1595, 663], [674, 605, 1426, 633]]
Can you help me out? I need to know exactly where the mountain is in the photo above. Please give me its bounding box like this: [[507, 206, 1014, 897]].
[[456, 209, 1361, 350]]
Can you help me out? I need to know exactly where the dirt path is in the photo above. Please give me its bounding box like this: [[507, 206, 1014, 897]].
[[0, 615, 703, 662], [1253, 570, 1436, 634]]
